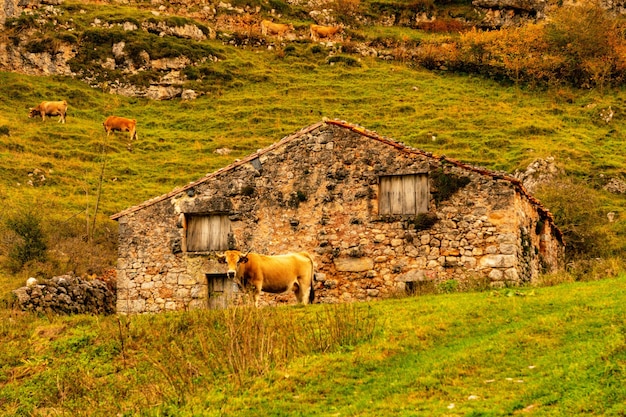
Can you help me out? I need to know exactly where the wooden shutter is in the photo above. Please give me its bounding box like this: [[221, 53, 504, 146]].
[[379, 174, 429, 215], [186, 215, 230, 252], [207, 273, 232, 309]]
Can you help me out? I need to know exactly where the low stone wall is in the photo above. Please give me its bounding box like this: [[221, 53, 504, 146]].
[[12, 274, 116, 315]]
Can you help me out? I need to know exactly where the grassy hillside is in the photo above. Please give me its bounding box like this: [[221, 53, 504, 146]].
[[1, 55, 626, 278], [1, 276, 625, 415], [0, 0, 624, 282]]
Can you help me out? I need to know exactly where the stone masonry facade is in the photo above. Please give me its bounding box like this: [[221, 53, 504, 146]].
[[112, 120, 564, 313]]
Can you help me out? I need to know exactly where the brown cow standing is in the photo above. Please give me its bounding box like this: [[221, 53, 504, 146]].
[[28, 100, 68, 123], [260, 19, 294, 39], [310, 24, 343, 42], [103, 116, 138, 141], [217, 250, 315, 307]]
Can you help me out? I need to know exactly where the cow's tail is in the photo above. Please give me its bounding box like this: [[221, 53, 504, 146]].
[[306, 253, 316, 304], [309, 272, 315, 304]]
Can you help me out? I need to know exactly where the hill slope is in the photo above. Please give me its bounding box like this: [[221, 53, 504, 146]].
[[1, 276, 625, 415], [0, 0, 625, 279]]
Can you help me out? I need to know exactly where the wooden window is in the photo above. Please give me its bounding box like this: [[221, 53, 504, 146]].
[[185, 214, 230, 252], [379, 174, 429, 215]]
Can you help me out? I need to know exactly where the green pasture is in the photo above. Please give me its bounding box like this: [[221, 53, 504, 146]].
[[1, 276, 625, 416], [0, 33, 625, 278], [1, 61, 624, 220]]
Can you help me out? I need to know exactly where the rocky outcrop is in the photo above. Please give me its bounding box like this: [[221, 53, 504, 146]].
[[1, 0, 23, 26], [603, 177, 626, 194], [514, 157, 561, 193], [12, 274, 116, 314], [0, 42, 75, 76], [473, 0, 548, 13]]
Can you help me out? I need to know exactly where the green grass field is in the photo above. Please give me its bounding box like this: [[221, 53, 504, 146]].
[[1, 276, 625, 416]]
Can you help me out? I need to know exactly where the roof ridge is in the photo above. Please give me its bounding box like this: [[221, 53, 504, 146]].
[[110, 121, 324, 220], [110, 119, 563, 244], [325, 119, 562, 243]]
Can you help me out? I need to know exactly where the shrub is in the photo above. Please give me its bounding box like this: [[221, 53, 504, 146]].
[[268, 0, 290, 13], [4, 14, 39, 31], [56, 31, 79, 45], [544, 1, 624, 88], [448, 5, 626, 88], [310, 44, 324, 54], [45, 218, 117, 277], [327, 55, 361, 67], [3, 211, 47, 273], [437, 279, 459, 294], [418, 18, 466, 33], [534, 178, 610, 262], [25, 37, 62, 54], [334, 0, 362, 22], [411, 212, 438, 231], [430, 168, 470, 203], [128, 71, 160, 88]]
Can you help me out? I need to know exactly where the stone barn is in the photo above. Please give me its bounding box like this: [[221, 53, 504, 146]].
[[111, 120, 564, 314]]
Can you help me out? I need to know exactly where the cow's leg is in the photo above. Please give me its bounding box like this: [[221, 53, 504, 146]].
[[293, 281, 303, 304], [294, 279, 312, 305], [299, 280, 312, 305], [253, 286, 261, 307]]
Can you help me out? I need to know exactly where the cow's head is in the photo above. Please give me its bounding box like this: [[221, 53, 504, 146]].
[[28, 108, 40, 118], [217, 250, 249, 279]]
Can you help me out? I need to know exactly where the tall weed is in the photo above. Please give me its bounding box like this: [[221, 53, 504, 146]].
[[147, 304, 378, 389]]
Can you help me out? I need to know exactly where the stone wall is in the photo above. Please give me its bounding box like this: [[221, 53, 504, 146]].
[[12, 274, 116, 314], [114, 121, 564, 313]]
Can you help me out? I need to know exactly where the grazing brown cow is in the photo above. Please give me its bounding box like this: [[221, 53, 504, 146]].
[[260, 19, 294, 39], [217, 250, 315, 307], [103, 116, 137, 141], [310, 24, 343, 42], [28, 100, 68, 123]]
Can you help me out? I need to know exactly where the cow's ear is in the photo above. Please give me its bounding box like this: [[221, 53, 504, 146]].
[[239, 256, 248, 264], [216, 253, 226, 263]]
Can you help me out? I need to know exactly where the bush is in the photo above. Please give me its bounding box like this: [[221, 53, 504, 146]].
[[436, 4, 626, 88], [534, 178, 611, 262], [3, 211, 47, 273], [25, 37, 62, 54], [544, 1, 625, 88], [327, 55, 361, 67], [4, 14, 39, 31], [334, 0, 362, 22], [418, 18, 466, 33]]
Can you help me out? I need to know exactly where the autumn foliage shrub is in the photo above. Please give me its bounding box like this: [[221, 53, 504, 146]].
[[418, 18, 466, 33], [543, 1, 626, 88], [412, 1, 626, 88]]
